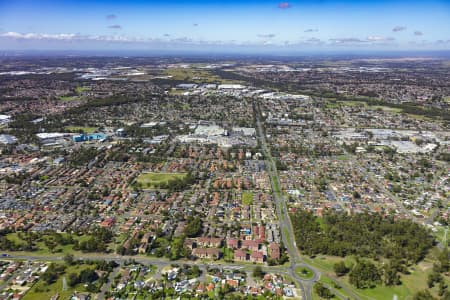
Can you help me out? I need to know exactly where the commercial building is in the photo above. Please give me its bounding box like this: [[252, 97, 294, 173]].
[[73, 133, 108, 142]]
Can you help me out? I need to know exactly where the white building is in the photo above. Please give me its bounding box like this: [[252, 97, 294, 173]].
[[218, 84, 246, 90], [0, 115, 11, 125]]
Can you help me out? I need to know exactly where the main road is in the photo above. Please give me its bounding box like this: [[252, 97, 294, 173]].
[[253, 100, 362, 300], [253, 101, 319, 300]]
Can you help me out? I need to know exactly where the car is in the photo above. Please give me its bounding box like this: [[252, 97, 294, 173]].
[[1, 254, 10, 257]]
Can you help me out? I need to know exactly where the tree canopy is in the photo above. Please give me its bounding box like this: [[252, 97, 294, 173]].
[[291, 210, 434, 264]]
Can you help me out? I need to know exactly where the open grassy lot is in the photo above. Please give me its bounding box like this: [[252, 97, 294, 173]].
[[326, 100, 403, 114], [3, 232, 108, 256], [165, 68, 219, 83], [65, 126, 97, 133], [242, 192, 253, 205], [168, 88, 188, 95], [325, 100, 367, 109], [302, 253, 449, 300], [59, 96, 79, 101], [22, 264, 96, 300], [339, 100, 367, 107], [370, 105, 403, 113], [343, 262, 449, 300], [318, 275, 353, 299], [136, 172, 187, 189], [75, 86, 90, 94], [336, 154, 350, 161]]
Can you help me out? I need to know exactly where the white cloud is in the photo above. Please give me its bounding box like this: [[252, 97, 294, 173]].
[[1, 32, 78, 40], [0, 31, 446, 50], [257, 34, 276, 39], [0, 32, 150, 43], [329, 38, 368, 44], [366, 36, 395, 42]]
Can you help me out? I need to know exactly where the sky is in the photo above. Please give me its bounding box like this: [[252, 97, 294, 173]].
[[0, 0, 450, 53]]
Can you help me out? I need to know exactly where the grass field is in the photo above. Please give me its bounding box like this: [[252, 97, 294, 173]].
[[336, 154, 350, 161], [302, 255, 353, 273], [326, 100, 403, 114], [169, 89, 188, 95], [318, 275, 352, 299], [370, 105, 403, 113], [136, 172, 187, 189], [59, 95, 79, 101], [295, 266, 314, 280], [75, 86, 90, 94], [301, 253, 449, 300], [165, 68, 218, 83], [22, 264, 95, 300], [242, 192, 253, 205], [340, 100, 367, 107], [65, 126, 97, 133]]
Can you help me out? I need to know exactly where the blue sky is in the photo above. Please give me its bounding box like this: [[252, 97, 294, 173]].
[[0, 0, 449, 52]]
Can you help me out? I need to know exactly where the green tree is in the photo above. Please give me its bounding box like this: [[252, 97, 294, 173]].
[[253, 266, 264, 279], [333, 261, 349, 277], [184, 216, 202, 238], [41, 263, 65, 284], [383, 262, 401, 286], [314, 282, 334, 299], [438, 281, 448, 297], [428, 269, 443, 288], [349, 260, 381, 289], [67, 272, 79, 287], [64, 253, 75, 266], [79, 269, 99, 283], [413, 290, 437, 300]]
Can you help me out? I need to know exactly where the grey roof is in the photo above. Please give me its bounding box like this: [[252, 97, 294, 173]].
[[0, 134, 18, 145]]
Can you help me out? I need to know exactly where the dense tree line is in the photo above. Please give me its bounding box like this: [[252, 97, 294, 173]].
[[291, 210, 434, 264], [292, 210, 437, 289]]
